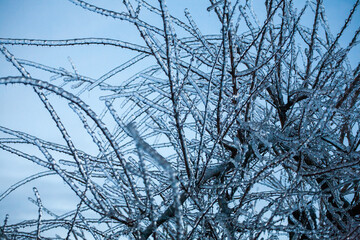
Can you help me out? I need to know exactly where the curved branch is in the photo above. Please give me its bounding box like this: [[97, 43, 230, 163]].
[[0, 38, 151, 54]]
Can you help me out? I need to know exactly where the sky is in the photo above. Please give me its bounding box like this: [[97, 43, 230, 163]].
[[0, 0, 359, 237]]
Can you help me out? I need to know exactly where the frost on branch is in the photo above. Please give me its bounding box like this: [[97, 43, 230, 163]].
[[0, 0, 360, 239]]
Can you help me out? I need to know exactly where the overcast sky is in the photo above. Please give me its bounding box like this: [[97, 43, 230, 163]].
[[0, 0, 359, 232]]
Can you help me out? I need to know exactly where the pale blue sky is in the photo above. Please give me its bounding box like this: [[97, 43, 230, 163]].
[[0, 0, 359, 232]]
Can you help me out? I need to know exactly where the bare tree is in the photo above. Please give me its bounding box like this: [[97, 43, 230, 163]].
[[0, 0, 360, 239]]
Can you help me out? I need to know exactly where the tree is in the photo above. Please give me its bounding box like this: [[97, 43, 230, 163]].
[[0, 0, 359, 239]]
